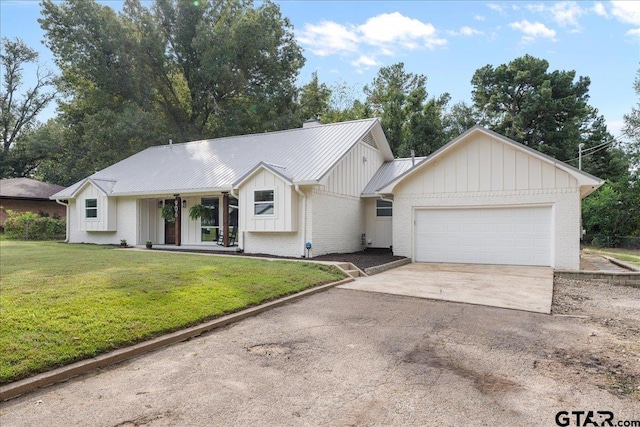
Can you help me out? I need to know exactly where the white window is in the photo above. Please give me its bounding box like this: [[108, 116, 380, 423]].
[[254, 190, 274, 215], [85, 198, 98, 219], [376, 200, 392, 217]]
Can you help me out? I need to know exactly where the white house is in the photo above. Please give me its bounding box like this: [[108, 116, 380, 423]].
[[52, 118, 603, 270]]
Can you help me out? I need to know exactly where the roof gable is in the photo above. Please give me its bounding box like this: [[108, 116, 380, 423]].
[[378, 126, 604, 197]]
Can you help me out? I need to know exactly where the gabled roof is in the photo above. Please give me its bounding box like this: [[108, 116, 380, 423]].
[[378, 126, 604, 197], [52, 118, 393, 199], [362, 157, 426, 197], [0, 178, 66, 200]]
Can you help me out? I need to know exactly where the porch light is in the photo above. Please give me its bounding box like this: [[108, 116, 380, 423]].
[[158, 201, 163, 208], [182, 200, 187, 208]]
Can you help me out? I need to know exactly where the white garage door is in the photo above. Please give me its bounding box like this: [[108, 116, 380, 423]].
[[414, 206, 552, 266]]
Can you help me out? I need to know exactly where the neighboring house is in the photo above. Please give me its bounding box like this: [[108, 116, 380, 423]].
[[1, 178, 67, 228], [51, 118, 603, 270]]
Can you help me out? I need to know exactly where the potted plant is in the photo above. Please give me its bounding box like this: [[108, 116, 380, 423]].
[[161, 203, 175, 222], [145, 240, 153, 249], [188, 203, 215, 221], [120, 239, 127, 247]]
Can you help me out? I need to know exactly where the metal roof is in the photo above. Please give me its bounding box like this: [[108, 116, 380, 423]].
[[52, 118, 385, 199], [1, 178, 66, 200], [361, 157, 426, 196]]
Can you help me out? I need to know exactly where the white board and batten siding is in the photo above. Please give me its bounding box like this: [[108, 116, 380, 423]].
[[76, 182, 117, 232], [364, 198, 392, 248], [239, 168, 297, 232], [321, 141, 384, 198], [392, 133, 582, 270]]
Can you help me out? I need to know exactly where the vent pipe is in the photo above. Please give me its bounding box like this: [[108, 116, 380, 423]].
[[411, 150, 415, 166]]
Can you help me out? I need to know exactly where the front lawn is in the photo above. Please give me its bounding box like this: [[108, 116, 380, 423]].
[[0, 241, 345, 384], [585, 247, 640, 267]]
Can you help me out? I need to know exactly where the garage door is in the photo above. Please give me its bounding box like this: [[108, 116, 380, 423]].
[[414, 206, 552, 266]]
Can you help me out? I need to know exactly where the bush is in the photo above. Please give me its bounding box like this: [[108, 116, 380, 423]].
[[3, 210, 66, 240]]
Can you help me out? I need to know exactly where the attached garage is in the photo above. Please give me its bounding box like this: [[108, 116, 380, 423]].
[[414, 206, 552, 266], [378, 126, 603, 271]]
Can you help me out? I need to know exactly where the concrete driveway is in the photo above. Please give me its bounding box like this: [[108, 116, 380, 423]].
[[340, 263, 554, 313]]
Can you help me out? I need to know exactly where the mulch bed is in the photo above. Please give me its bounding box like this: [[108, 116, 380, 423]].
[[312, 248, 406, 270], [150, 247, 405, 270]]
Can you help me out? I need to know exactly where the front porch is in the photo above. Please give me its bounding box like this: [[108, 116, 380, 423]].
[[144, 244, 240, 253], [138, 193, 239, 248]]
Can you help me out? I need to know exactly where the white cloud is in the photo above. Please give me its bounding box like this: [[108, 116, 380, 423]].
[[297, 12, 447, 72], [475, 14, 486, 21], [611, 1, 640, 39], [296, 21, 359, 56], [526, 2, 584, 30], [487, 3, 504, 13], [592, 2, 608, 18], [611, 0, 640, 25], [358, 12, 446, 50], [449, 26, 484, 37], [550, 2, 584, 27], [509, 20, 557, 42], [350, 55, 381, 69]]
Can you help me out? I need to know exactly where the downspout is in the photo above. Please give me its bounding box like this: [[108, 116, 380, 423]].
[[231, 188, 242, 251], [294, 185, 307, 257], [55, 199, 70, 243]]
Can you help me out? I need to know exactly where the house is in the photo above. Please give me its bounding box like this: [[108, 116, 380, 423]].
[[51, 118, 603, 270], [1, 178, 67, 228]]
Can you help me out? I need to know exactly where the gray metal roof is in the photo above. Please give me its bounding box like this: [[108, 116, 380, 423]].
[[53, 119, 384, 199], [1, 178, 66, 199], [362, 157, 426, 196]]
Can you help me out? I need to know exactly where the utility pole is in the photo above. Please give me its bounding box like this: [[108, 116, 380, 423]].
[[578, 143, 585, 170]]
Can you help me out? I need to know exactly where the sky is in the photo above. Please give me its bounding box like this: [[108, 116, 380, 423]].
[[1, 0, 639, 139]]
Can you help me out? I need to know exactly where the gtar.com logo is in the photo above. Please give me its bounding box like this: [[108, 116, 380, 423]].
[[555, 411, 640, 427]]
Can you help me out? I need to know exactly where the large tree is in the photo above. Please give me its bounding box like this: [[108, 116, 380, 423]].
[[298, 71, 331, 122], [471, 55, 612, 167], [38, 0, 304, 181], [364, 62, 449, 157], [0, 37, 56, 177], [622, 67, 640, 173]]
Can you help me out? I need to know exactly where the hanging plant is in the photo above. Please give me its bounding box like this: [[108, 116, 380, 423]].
[[189, 204, 214, 221], [161, 203, 175, 222]]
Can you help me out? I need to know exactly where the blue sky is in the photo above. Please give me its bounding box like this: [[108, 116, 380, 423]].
[[2, 0, 639, 138]]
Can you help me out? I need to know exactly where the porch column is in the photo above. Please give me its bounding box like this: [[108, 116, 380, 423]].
[[222, 192, 230, 247], [174, 194, 181, 246]]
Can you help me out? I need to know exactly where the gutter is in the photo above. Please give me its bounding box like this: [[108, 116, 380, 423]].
[[55, 199, 70, 243], [294, 185, 307, 257]]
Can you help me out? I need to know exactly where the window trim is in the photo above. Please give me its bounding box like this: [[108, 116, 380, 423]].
[[376, 199, 392, 217], [85, 198, 98, 220], [254, 189, 275, 216]]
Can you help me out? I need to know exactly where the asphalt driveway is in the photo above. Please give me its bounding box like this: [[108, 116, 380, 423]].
[[1, 286, 636, 426], [340, 262, 554, 313]]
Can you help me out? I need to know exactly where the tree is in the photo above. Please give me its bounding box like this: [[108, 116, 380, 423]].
[[0, 37, 56, 177], [363, 62, 449, 157], [442, 101, 478, 141], [38, 0, 304, 178], [298, 71, 331, 121], [622, 67, 640, 173], [471, 55, 609, 163]]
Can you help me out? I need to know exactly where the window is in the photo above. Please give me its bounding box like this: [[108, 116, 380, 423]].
[[200, 198, 219, 242], [85, 198, 98, 219], [254, 190, 274, 215], [376, 199, 392, 217]]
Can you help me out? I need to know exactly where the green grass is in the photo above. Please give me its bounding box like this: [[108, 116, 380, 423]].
[[585, 247, 640, 267], [0, 241, 345, 384]]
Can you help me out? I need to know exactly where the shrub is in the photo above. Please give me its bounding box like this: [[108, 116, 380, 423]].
[[3, 209, 66, 240]]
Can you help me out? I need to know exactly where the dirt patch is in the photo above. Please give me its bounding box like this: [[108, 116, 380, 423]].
[[551, 277, 640, 399]]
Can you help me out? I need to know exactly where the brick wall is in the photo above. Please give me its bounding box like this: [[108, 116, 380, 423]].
[[0, 199, 66, 228]]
